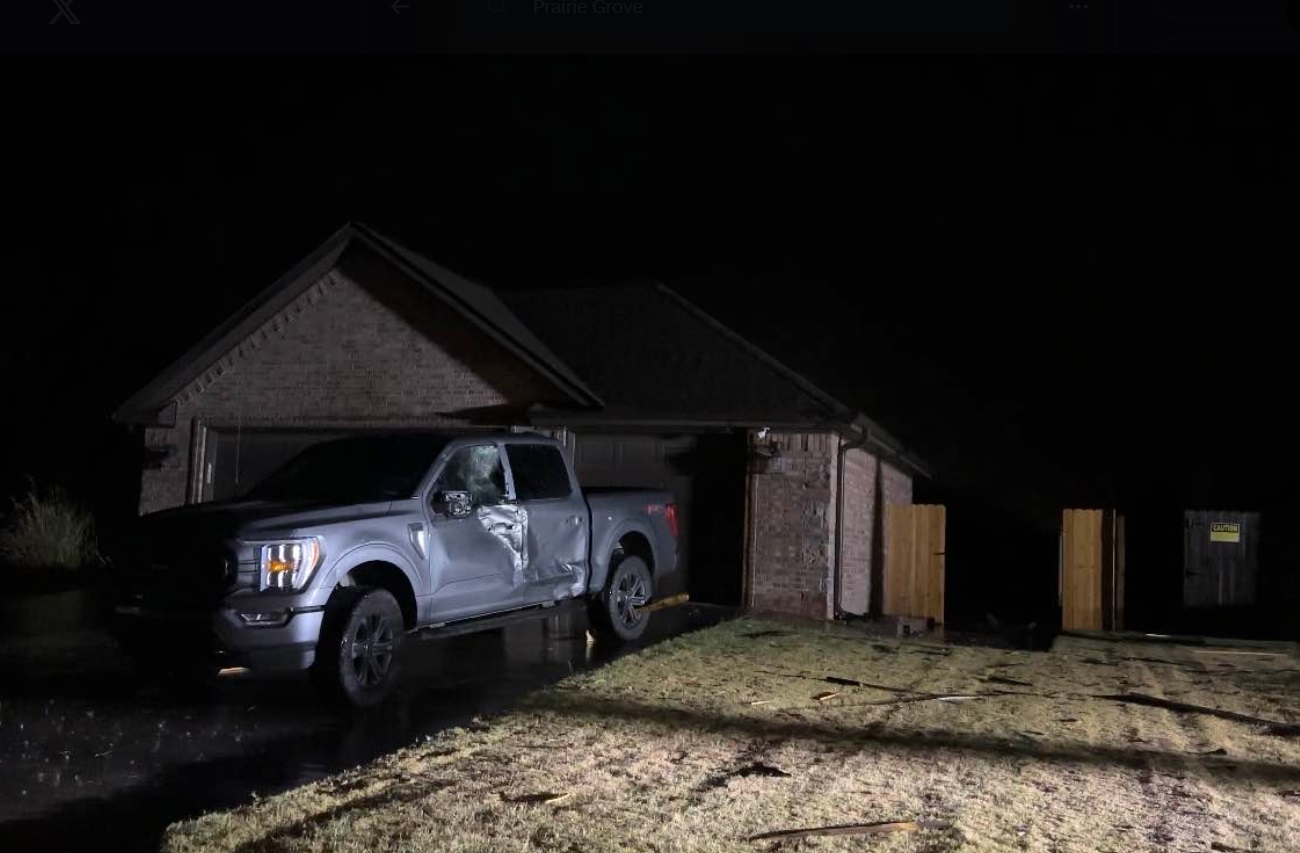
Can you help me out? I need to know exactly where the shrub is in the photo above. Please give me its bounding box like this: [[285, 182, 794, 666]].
[[0, 482, 101, 571]]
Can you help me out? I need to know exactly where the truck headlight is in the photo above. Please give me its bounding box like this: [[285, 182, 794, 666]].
[[259, 539, 323, 591]]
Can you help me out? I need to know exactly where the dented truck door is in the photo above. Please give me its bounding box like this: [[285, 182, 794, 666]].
[[425, 443, 527, 622], [504, 442, 590, 604]]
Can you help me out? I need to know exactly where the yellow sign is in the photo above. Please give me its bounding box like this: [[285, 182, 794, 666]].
[[1210, 522, 1241, 543]]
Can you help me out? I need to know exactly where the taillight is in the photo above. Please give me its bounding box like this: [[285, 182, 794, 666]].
[[665, 503, 679, 538]]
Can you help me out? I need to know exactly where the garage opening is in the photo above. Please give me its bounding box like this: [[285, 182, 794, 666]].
[[571, 431, 747, 606], [202, 428, 351, 502]]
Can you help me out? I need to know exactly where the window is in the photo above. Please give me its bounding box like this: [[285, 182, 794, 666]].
[[432, 445, 507, 507], [506, 444, 573, 501]]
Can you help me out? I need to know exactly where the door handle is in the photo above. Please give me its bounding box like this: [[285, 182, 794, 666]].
[[569, 515, 583, 526]]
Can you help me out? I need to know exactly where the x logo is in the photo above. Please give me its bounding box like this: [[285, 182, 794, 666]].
[[50, 0, 80, 24]]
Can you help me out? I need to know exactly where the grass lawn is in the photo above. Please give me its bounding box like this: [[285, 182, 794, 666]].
[[163, 618, 1300, 853]]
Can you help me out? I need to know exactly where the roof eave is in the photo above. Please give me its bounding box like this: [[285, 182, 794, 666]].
[[846, 416, 933, 479], [527, 410, 841, 432], [653, 283, 931, 478]]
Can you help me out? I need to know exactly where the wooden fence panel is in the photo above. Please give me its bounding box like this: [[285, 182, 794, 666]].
[[1061, 509, 1125, 631], [1062, 509, 1103, 630], [884, 504, 946, 624]]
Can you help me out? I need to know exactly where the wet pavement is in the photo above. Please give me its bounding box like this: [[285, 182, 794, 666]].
[[0, 587, 735, 853]]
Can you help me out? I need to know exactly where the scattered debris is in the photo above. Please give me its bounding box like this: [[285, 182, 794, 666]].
[[699, 761, 793, 792], [757, 668, 934, 696], [733, 762, 791, 779], [750, 819, 951, 842], [895, 616, 929, 638], [1192, 649, 1281, 657], [868, 693, 983, 706], [1061, 630, 1215, 647], [1195, 747, 1228, 757], [1119, 656, 1181, 666], [1211, 842, 1245, 852], [1278, 790, 1300, 800], [908, 647, 951, 657], [825, 676, 863, 687], [1096, 693, 1300, 736], [1058, 718, 1080, 723], [812, 691, 840, 702], [504, 791, 571, 805], [642, 593, 690, 613], [742, 630, 790, 639], [748, 699, 775, 706], [985, 675, 1035, 688]]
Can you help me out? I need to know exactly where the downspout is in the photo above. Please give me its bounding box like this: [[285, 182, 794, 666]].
[[833, 430, 871, 619], [742, 460, 756, 609]]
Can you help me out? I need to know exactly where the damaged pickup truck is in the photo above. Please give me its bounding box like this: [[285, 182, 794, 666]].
[[112, 432, 679, 707]]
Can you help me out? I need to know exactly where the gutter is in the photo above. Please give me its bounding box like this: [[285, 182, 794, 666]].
[[849, 417, 932, 480], [526, 412, 930, 478]]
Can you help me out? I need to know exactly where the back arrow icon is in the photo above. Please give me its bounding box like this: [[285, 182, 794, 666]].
[[392, 0, 409, 11]]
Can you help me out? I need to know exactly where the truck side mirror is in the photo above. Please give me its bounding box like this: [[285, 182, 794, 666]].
[[432, 490, 474, 519]]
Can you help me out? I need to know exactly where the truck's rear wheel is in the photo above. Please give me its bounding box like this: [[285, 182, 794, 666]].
[[314, 587, 405, 708], [589, 554, 653, 642]]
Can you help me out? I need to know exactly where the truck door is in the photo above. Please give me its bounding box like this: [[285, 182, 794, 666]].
[[425, 443, 526, 621], [504, 442, 590, 604]]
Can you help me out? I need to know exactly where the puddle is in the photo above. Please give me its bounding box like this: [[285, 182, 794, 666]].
[[0, 589, 733, 852]]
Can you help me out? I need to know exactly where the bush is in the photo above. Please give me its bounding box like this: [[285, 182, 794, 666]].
[[0, 482, 101, 571]]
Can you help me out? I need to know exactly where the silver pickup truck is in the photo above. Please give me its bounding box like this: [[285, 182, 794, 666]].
[[112, 432, 679, 706]]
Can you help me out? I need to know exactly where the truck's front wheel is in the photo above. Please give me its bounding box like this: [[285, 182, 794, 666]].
[[314, 587, 405, 708], [589, 554, 653, 643]]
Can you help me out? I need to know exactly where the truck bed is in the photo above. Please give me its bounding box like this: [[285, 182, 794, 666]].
[[584, 488, 678, 593]]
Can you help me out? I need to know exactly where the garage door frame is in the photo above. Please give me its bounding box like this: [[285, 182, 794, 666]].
[[569, 429, 747, 605]]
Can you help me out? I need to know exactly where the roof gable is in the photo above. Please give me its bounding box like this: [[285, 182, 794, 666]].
[[113, 223, 603, 424]]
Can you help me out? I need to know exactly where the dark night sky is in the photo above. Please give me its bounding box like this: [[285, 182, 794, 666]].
[[2, 60, 1296, 535]]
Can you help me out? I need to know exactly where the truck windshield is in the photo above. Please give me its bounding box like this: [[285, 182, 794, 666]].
[[243, 434, 451, 502]]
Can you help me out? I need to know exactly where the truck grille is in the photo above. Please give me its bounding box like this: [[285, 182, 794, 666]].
[[121, 541, 237, 610]]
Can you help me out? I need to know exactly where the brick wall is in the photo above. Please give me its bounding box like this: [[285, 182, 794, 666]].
[[838, 447, 876, 616], [139, 261, 550, 514], [746, 431, 838, 620], [743, 433, 916, 622]]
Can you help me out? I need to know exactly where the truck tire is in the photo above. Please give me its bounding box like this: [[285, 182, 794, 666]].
[[589, 554, 653, 643], [313, 587, 405, 709]]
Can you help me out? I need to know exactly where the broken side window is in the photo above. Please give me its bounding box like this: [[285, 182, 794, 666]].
[[433, 445, 508, 507]]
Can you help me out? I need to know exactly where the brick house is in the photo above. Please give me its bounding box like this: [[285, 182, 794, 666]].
[[113, 223, 929, 621]]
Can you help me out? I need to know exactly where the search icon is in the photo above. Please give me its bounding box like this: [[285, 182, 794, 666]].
[[488, 0, 506, 12]]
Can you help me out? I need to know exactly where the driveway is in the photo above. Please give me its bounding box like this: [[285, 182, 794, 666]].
[[0, 587, 733, 853]]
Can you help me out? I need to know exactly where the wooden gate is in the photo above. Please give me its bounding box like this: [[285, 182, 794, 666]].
[[1060, 509, 1125, 631], [883, 504, 946, 625]]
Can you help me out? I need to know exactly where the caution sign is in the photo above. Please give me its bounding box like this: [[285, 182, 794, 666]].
[[1210, 522, 1241, 543]]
